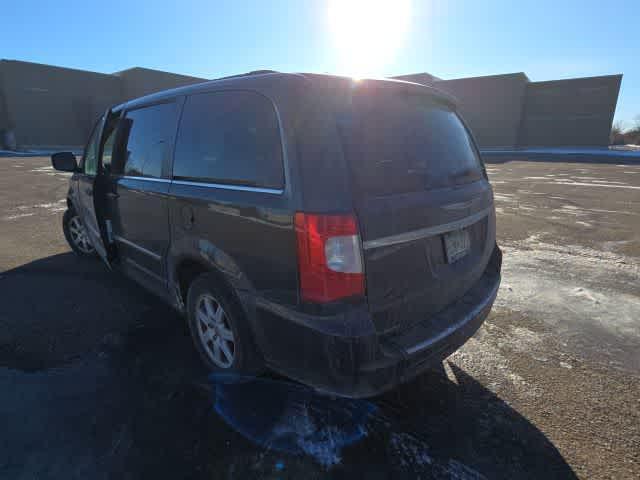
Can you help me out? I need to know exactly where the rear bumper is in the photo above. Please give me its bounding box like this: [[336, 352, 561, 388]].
[[256, 245, 502, 398]]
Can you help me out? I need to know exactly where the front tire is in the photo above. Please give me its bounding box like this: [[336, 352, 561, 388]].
[[63, 208, 96, 257], [186, 273, 262, 374]]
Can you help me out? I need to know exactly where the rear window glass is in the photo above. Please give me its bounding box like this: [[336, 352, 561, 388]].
[[337, 90, 483, 195]]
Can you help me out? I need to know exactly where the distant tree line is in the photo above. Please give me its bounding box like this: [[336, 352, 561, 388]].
[[611, 115, 640, 145]]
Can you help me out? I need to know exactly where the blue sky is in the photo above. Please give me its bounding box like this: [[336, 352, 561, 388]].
[[1, 0, 638, 126]]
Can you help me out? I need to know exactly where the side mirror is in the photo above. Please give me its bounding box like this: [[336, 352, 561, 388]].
[[51, 151, 78, 172]]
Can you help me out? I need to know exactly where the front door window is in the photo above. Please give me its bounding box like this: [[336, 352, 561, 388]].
[[82, 119, 102, 176]]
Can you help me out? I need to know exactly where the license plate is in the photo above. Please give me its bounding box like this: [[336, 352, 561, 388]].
[[444, 228, 470, 263]]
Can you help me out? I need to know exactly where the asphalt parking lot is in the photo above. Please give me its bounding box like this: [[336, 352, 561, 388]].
[[1, 156, 639, 479]]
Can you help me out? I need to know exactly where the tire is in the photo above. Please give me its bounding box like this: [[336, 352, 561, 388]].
[[186, 273, 262, 375], [63, 208, 96, 257]]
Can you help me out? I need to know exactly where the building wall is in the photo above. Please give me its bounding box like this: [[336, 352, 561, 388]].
[[391, 71, 622, 149], [519, 75, 622, 147], [0, 60, 207, 149], [0, 61, 623, 150], [0, 60, 122, 147], [115, 67, 205, 102], [0, 68, 12, 147], [433, 73, 529, 148]]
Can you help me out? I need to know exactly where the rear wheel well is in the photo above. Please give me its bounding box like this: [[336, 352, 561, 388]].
[[175, 259, 236, 308], [176, 258, 264, 372]]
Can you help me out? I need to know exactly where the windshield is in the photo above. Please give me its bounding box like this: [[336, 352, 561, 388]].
[[338, 90, 484, 196]]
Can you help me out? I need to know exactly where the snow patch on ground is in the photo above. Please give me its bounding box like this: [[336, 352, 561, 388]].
[[575, 221, 592, 227], [553, 207, 587, 216], [541, 204, 637, 219], [551, 181, 640, 190], [34, 199, 67, 213], [35, 200, 66, 209], [29, 165, 55, 173], [29, 165, 71, 178], [483, 147, 640, 157], [506, 326, 546, 353], [267, 401, 368, 468], [588, 207, 637, 215], [389, 432, 433, 467], [388, 432, 487, 479], [3, 212, 36, 220], [4, 199, 67, 217], [493, 193, 516, 202], [497, 236, 640, 341], [570, 176, 628, 184], [516, 205, 536, 212], [453, 330, 535, 394], [602, 240, 633, 252]]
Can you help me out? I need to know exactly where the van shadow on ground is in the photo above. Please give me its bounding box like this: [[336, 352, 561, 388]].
[[0, 253, 576, 479]]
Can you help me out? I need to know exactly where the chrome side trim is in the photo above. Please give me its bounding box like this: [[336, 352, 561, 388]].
[[121, 176, 171, 183], [362, 206, 493, 250], [405, 277, 500, 355], [171, 179, 283, 195], [114, 235, 161, 261]]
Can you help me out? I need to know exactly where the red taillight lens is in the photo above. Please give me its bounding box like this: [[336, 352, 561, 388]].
[[294, 212, 365, 303]]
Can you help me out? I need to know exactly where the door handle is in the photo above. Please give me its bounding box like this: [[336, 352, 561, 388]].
[[106, 192, 119, 199]]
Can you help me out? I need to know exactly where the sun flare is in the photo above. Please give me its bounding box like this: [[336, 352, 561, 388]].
[[328, 0, 412, 78]]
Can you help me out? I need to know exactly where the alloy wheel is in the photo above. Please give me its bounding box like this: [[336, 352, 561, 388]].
[[195, 293, 236, 368], [68, 215, 95, 254]]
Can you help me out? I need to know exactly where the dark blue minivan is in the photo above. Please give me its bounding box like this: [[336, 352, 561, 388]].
[[52, 72, 501, 397]]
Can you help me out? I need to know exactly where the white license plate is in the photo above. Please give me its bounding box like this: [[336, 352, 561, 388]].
[[444, 229, 470, 263]]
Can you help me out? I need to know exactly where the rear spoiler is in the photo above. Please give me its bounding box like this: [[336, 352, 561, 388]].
[[378, 77, 459, 109], [298, 73, 459, 110]]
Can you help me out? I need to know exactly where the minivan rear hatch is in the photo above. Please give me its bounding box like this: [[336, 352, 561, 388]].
[[335, 81, 496, 335]]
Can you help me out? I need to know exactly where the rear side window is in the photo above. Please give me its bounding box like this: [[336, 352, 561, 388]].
[[173, 91, 284, 189], [122, 102, 178, 178], [337, 89, 483, 196]]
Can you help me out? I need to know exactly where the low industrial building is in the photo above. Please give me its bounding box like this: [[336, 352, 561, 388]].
[[0, 59, 622, 150], [0, 60, 205, 149], [393, 71, 622, 148]]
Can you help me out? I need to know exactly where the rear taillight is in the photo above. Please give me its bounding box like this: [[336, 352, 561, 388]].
[[294, 212, 365, 303]]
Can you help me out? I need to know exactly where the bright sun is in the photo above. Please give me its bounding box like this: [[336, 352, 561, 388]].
[[328, 0, 412, 78]]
